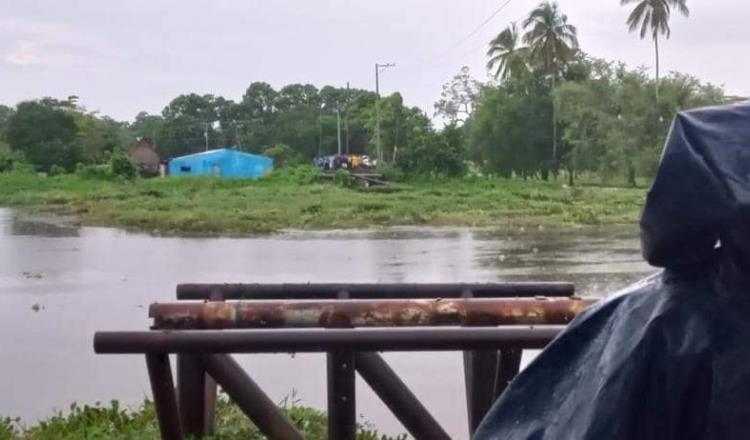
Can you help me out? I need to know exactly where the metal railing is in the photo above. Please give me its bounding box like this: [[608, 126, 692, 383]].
[[94, 282, 593, 440]]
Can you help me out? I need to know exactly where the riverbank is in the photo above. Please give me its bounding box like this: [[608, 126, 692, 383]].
[[0, 397, 404, 439], [0, 169, 646, 235]]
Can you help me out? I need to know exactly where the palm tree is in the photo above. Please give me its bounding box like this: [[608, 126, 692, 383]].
[[522, 1, 579, 171], [621, 0, 689, 100], [487, 23, 527, 80]]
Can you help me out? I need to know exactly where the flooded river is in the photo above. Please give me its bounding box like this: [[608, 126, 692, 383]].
[[0, 207, 654, 438]]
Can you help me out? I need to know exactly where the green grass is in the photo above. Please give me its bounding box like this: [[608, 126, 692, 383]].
[[0, 168, 646, 235], [0, 396, 405, 440]]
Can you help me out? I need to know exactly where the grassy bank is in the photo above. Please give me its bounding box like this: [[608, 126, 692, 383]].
[[0, 397, 404, 440], [0, 168, 646, 235]]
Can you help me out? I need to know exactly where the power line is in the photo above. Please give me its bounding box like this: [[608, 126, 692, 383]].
[[439, 0, 516, 58]]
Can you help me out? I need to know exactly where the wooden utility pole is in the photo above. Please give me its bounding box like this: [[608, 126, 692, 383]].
[[375, 63, 395, 165], [345, 82, 350, 155], [336, 109, 342, 155]]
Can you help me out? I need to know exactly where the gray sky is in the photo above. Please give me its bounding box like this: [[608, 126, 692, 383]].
[[1, 0, 748, 122]]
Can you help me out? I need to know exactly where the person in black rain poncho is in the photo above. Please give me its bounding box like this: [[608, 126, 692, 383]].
[[475, 102, 750, 440]]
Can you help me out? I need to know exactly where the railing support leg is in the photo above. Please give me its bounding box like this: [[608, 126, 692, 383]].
[[200, 354, 303, 440], [461, 288, 500, 436], [494, 348, 522, 399], [327, 351, 356, 440], [355, 352, 450, 440], [177, 354, 215, 436], [146, 354, 183, 440], [464, 350, 500, 436]]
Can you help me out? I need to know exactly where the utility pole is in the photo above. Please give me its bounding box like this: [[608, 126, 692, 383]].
[[235, 124, 242, 150], [375, 63, 395, 165], [204, 122, 209, 151], [318, 108, 323, 156], [336, 109, 342, 155], [345, 82, 350, 154]]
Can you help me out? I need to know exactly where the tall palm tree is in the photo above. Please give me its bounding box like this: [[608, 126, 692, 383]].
[[522, 1, 579, 171], [621, 0, 689, 100], [487, 23, 527, 80]]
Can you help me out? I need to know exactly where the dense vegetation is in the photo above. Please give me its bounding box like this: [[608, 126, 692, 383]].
[[0, 397, 405, 440], [0, 1, 736, 187]]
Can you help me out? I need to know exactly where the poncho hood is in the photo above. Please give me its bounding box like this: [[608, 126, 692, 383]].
[[641, 102, 750, 267]]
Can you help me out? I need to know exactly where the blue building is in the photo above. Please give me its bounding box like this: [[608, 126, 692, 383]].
[[168, 148, 273, 179]]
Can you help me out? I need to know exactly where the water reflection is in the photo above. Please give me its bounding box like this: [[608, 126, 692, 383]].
[[0, 209, 79, 238], [0, 207, 655, 439]]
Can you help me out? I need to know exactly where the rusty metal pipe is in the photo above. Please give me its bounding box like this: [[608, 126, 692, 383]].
[[94, 327, 564, 354], [176, 282, 575, 300], [150, 297, 594, 329]]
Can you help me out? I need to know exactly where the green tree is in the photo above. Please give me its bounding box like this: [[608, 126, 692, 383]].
[[487, 23, 528, 81], [467, 74, 552, 178], [130, 111, 166, 143], [433, 66, 481, 124], [555, 56, 727, 187], [522, 1, 579, 170], [0, 105, 14, 148], [6, 99, 80, 172], [159, 94, 227, 158], [74, 112, 133, 163], [621, 0, 690, 100]]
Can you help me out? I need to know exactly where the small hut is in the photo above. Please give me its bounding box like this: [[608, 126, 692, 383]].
[[129, 139, 161, 177]]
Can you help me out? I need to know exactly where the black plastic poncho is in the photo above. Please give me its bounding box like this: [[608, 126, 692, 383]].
[[475, 102, 750, 440]]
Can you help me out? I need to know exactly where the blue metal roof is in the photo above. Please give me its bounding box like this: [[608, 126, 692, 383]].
[[168, 148, 273, 179]]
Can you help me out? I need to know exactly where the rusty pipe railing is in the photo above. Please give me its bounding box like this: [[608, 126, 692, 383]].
[[150, 297, 593, 329], [176, 282, 575, 300], [94, 326, 564, 354]]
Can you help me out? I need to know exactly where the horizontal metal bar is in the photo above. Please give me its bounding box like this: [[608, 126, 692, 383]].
[[94, 327, 564, 354], [150, 297, 594, 329], [176, 283, 575, 300]]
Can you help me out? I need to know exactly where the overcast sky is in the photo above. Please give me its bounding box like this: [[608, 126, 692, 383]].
[[1, 0, 748, 122]]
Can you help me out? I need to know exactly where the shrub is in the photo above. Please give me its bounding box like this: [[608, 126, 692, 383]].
[[377, 164, 404, 182], [334, 169, 353, 188], [110, 154, 136, 180], [262, 144, 303, 168], [75, 162, 112, 180], [0, 150, 27, 173], [49, 164, 66, 176], [261, 165, 322, 185]]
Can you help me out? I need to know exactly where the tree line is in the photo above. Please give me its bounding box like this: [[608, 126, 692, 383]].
[[0, 0, 739, 185], [0, 83, 463, 176]]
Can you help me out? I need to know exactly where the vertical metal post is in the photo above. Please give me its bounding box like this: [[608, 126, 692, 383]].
[[494, 348, 523, 399], [146, 354, 183, 440], [177, 354, 213, 437], [462, 290, 500, 437], [327, 351, 356, 440], [328, 289, 356, 440], [204, 375, 217, 434]]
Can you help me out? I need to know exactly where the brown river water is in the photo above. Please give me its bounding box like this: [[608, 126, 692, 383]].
[[0, 207, 654, 438]]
